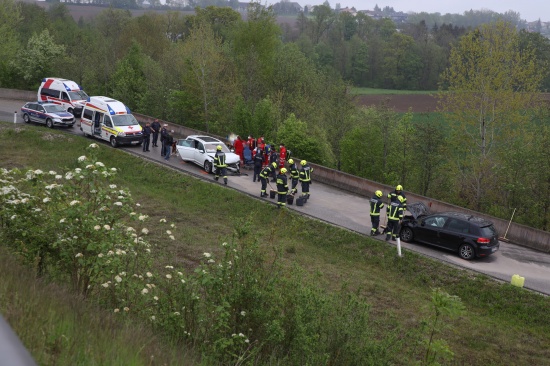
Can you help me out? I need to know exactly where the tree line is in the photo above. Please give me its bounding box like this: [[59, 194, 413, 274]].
[[0, 0, 548, 230]]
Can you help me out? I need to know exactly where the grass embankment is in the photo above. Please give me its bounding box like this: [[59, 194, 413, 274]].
[[1, 124, 550, 365], [0, 247, 191, 366]]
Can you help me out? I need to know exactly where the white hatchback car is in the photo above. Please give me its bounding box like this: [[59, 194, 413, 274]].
[[176, 135, 240, 174]]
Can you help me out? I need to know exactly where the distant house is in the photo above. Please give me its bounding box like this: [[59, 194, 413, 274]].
[[358, 9, 408, 23], [338, 7, 357, 16]]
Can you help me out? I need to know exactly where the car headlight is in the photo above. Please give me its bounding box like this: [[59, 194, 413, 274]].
[[53, 118, 62, 122], [118, 132, 126, 137]]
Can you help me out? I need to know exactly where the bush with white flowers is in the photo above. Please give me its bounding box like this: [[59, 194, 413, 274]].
[[0, 144, 159, 299]]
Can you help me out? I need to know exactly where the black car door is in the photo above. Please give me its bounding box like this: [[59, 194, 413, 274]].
[[439, 218, 470, 250], [415, 215, 447, 245]]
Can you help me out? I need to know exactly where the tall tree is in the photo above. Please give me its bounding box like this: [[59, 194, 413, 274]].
[[439, 21, 546, 210], [13, 29, 65, 88], [178, 21, 237, 133]]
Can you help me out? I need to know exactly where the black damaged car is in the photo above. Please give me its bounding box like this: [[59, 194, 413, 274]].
[[399, 203, 500, 260]]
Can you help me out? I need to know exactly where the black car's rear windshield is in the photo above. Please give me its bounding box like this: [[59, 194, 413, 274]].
[[479, 225, 497, 237]]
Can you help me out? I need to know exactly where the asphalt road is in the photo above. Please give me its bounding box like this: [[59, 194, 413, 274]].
[[2, 98, 550, 296]]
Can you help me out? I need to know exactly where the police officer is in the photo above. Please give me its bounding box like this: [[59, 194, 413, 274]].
[[299, 160, 313, 198], [259, 162, 277, 197], [385, 195, 404, 241], [288, 159, 300, 194], [276, 168, 288, 208], [142, 122, 152, 152], [214, 145, 228, 185], [151, 119, 161, 147], [160, 124, 168, 157], [253, 146, 264, 182], [388, 184, 407, 212], [370, 190, 385, 236]]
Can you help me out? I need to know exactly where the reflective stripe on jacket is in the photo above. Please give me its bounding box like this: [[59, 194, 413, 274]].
[[299, 165, 312, 182], [214, 151, 227, 167], [260, 166, 273, 178], [276, 174, 288, 194], [370, 197, 385, 216], [289, 164, 299, 179], [387, 201, 403, 221]]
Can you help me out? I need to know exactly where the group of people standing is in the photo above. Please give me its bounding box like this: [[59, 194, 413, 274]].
[[141, 119, 175, 161], [369, 185, 407, 241], [258, 159, 313, 208]]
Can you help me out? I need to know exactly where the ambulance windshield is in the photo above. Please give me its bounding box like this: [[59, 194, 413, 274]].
[[68, 90, 89, 101], [111, 114, 139, 127]]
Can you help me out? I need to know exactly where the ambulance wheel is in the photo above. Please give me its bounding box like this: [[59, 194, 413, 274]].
[[110, 137, 118, 148], [46, 118, 54, 129], [23, 114, 30, 123]]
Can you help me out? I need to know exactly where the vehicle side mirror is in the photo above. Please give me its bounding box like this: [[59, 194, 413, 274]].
[[199, 149, 205, 153], [420, 221, 425, 227]]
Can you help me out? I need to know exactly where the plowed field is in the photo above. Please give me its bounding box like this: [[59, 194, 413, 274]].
[[355, 94, 439, 112]]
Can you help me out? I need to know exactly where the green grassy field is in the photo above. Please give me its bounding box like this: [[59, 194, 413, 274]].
[[1, 123, 550, 365]]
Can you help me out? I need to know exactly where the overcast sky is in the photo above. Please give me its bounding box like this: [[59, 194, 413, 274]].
[[297, 1, 548, 22]]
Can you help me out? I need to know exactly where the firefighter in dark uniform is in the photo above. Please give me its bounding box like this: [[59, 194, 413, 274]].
[[385, 195, 404, 241], [253, 146, 264, 182], [388, 184, 407, 213], [299, 160, 313, 198], [276, 168, 288, 208], [288, 159, 300, 194], [370, 190, 385, 236], [213, 145, 228, 185], [259, 162, 277, 197]]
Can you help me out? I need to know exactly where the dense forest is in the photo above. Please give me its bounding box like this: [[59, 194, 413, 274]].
[[0, 0, 549, 230]]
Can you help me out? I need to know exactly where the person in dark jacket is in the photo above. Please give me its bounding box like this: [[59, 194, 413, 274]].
[[151, 119, 161, 147], [388, 184, 407, 213], [288, 159, 300, 194], [276, 168, 288, 208], [214, 145, 228, 185], [259, 162, 277, 197], [299, 160, 313, 198], [385, 196, 404, 241], [253, 146, 264, 182], [370, 190, 385, 236], [160, 124, 168, 157], [142, 122, 152, 152], [163, 130, 174, 161], [269, 147, 279, 182]]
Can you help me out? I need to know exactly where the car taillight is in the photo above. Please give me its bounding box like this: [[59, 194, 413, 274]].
[[477, 237, 491, 244]]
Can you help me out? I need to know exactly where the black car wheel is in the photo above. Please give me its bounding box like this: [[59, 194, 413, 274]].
[[400, 227, 414, 242], [110, 137, 118, 148], [23, 114, 30, 123], [204, 161, 212, 174], [46, 118, 54, 128], [459, 244, 475, 260]]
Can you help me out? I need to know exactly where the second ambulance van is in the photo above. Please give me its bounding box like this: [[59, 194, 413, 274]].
[[38, 77, 88, 116], [80, 96, 143, 148]]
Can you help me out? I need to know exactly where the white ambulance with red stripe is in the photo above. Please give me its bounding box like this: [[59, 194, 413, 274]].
[[37, 77, 88, 116], [80, 96, 143, 148]]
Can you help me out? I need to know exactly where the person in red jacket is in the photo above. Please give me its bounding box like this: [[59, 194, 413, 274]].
[[233, 136, 244, 164], [279, 144, 287, 168], [247, 135, 256, 150]]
